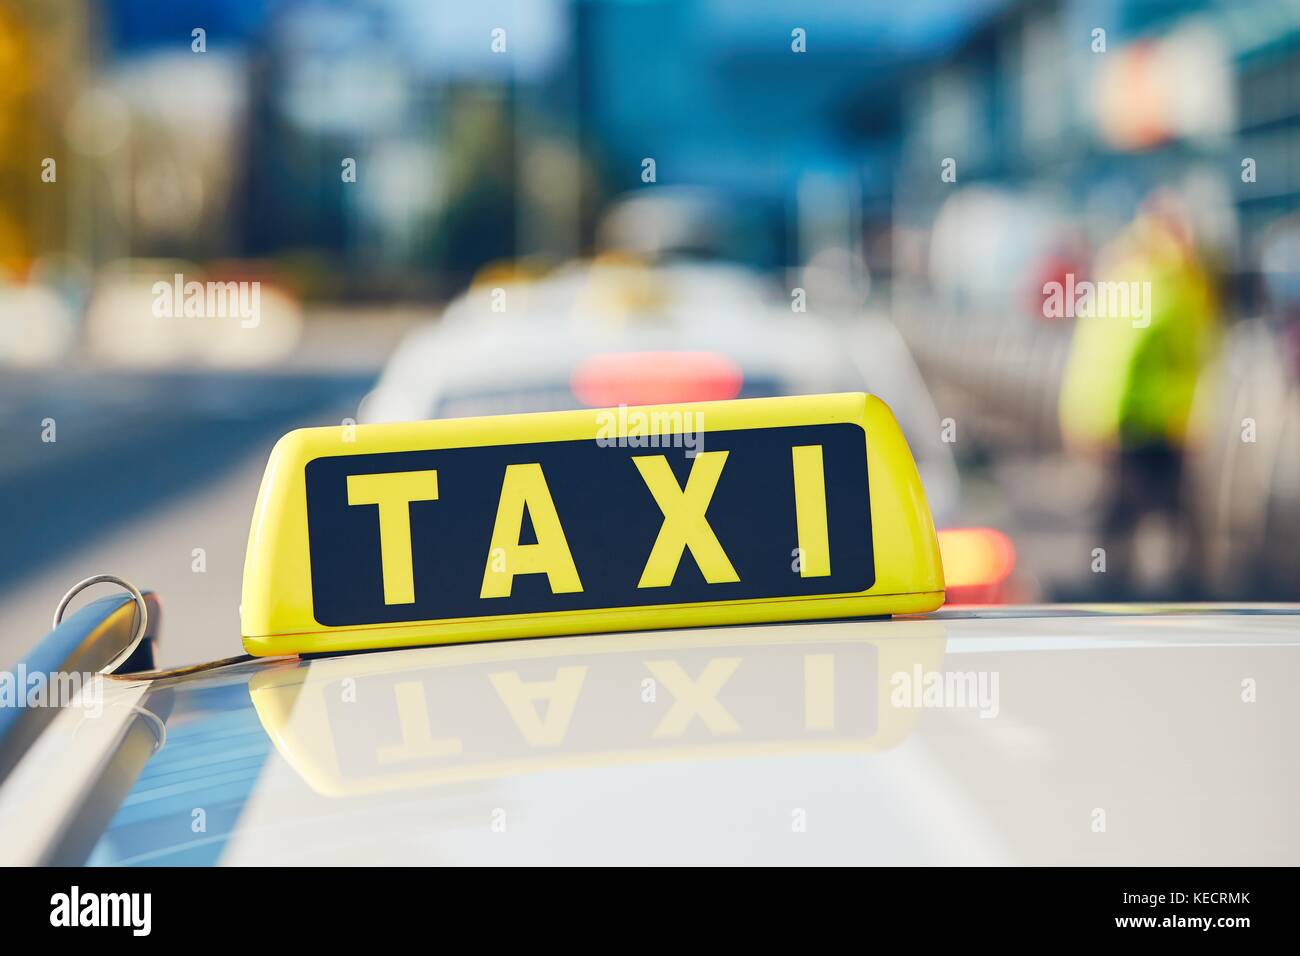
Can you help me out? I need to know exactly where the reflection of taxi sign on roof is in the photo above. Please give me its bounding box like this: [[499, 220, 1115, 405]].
[[240, 393, 944, 656], [249, 624, 948, 795]]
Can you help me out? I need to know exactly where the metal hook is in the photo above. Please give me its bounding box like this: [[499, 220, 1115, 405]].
[[53, 574, 149, 675]]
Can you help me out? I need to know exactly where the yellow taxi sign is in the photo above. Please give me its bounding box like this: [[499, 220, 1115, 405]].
[[240, 393, 944, 656]]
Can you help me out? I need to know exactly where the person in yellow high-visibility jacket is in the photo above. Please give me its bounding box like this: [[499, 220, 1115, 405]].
[[1059, 196, 1219, 595]]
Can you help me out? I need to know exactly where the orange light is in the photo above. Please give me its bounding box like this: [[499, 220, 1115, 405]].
[[570, 351, 744, 407], [937, 527, 1016, 589]]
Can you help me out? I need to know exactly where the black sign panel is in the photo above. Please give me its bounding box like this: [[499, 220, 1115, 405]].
[[305, 423, 872, 626]]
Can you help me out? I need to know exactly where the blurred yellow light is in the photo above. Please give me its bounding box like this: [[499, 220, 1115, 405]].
[[937, 527, 1016, 588]]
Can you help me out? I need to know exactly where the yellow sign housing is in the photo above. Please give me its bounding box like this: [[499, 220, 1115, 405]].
[[240, 393, 944, 656]]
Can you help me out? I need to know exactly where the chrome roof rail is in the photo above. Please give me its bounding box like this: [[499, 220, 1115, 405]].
[[0, 578, 160, 783]]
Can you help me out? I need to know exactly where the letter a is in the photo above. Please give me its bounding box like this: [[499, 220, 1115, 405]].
[[481, 463, 582, 598]]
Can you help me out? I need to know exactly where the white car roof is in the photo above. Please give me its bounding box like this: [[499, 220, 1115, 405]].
[[4, 606, 1297, 865]]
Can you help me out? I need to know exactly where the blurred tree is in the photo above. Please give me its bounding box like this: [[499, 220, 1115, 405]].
[[0, 1, 86, 275], [429, 89, 517, 290]]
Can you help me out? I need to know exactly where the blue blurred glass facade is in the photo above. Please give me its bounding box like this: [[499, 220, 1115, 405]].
[[75, 0, 1295, 299]]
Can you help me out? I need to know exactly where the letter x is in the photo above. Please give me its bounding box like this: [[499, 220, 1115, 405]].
[[646, 658, 742, 737], [633, 451, 739, 588]]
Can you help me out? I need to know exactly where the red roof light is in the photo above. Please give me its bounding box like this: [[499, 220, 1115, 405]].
[[570, 351, 744, 407]]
